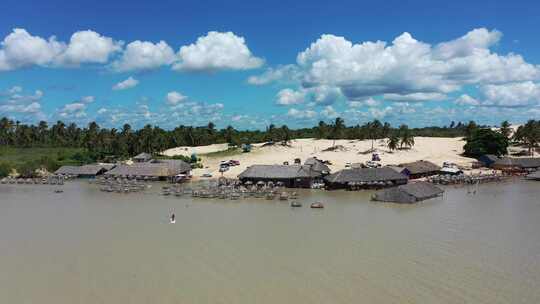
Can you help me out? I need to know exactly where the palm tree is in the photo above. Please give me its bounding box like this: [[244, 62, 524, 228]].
[[316, 121, 328, 139], [399, 124, 415, 149], [366, 120, 382, 151], [330, 117, 345, 147], [499, 120, 512, 139], [387, 133, 399, 151], [280, 125, 292, 146], [465, 121, 478, 139], [514, 120, 540, 155]]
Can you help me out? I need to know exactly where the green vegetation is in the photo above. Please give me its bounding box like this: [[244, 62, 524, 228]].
[[398, 124, 415, 149], [0, 147, 92, 177], [0, 146, 84, 164], [0, 162, 11, 177], [0, 115, 527, 176], [463, 128, 509, 158], [513, 120, 540, 155], [387, 133, 400, 151], [202, 148, 242, 158]]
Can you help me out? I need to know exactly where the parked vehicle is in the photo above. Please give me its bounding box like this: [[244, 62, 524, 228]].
[[202, 173, 213, 178], [365, 160, 382, 168], [229, 160, 240, 166]]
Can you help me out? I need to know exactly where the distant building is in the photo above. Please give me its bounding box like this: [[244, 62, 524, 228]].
[[55, 164, 115, 178], [478, 154, 499, 168], [397, 160, 441, 179], [526, 171, 540, 181], [105, 159, 191, 181], [491, 157, 540, 171], [304, 157, 331, 175], [372, 181, 444, 204], [324, 167, 408, 190], [132, 152, 152, 163], [238, 164, 323, 188]]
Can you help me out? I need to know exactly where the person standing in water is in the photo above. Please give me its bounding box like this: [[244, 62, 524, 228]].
[[170, 213, 175, 223]]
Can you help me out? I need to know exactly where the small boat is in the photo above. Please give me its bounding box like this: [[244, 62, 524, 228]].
[[279, 192, 289, 201], [310, 202, 324, 209], [290, 201, 302, 208], [54, 189, 64, 193]]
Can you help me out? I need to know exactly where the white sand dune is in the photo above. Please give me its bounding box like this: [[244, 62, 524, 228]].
[[163, 143, 230, 157], [169, 137, 476, 179]]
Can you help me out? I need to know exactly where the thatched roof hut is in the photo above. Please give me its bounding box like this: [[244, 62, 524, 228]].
[[150, 159, 191, 173], [324, 167, 408, 189], [133, 152, 152, 163], [372, 181, 444, 204], [55, 164, 114, 177], [304, 157, 331, 174], [478, 154, 499, 167], [398, 160, 441, 179], [105, 159, 190, 180], [55, 166, 81, 176], [526, 171, 540, 181], [238, 164, 322, 188], [492, 157, 540, 170]]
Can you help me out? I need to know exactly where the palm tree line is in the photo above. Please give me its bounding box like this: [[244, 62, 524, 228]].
[[2, 116, 533, 159]]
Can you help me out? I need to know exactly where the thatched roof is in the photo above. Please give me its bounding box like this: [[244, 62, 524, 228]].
[[238, 164, 322, 180], [150, 159, 191, 173], [387, 166, 405, 173], [133, 152, 152, 161], [494, 157, 540, 168], [106, 164, 169, 177], [481, 154, 499, 163], [325, 167, 407, 184], [78, 164, 113, 175], [55, 164, 114, 176], [398, 160, 441, 175], [526, 171, 540, 180], [105, 159, 190, 177], [55, 166, 81, 175], [304, 157, 331, 173], [373, 181, 444, 204]]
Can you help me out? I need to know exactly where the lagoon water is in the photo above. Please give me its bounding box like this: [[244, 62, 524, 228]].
[[1, 180, 540, 303]]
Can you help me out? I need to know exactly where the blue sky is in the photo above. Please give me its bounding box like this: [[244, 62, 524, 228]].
[[1, 0, 540, 129]]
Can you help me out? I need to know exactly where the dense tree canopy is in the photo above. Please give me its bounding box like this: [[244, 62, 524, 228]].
[[463, 128, 509, 157], [0, 117, 477, 157], [513, 120, 540, 155]]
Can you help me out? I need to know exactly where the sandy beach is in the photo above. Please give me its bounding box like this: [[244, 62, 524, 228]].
[[164, 137, 477, 179]]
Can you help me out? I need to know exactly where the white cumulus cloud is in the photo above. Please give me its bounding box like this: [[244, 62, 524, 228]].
[[0, 28, 65, 71], [80, 95, 95, 103], [457, 81, 540, 107], [254, 28, 540, 108], [112, 40, 175, 72], [113, 76, 139, 90], [166, 91, 188, 106], [58, 102, 87, 118], [276, 88, 306, 105], [173, 31, 263, 72], [383, 92, 447, 102], [287, 108, 317, 119], [56, 30, 123, 66], [321, 105, 339, 119], [0, 28, 122, 70]]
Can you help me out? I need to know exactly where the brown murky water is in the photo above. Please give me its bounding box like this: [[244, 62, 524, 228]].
[[1, 180, 540, 303]]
